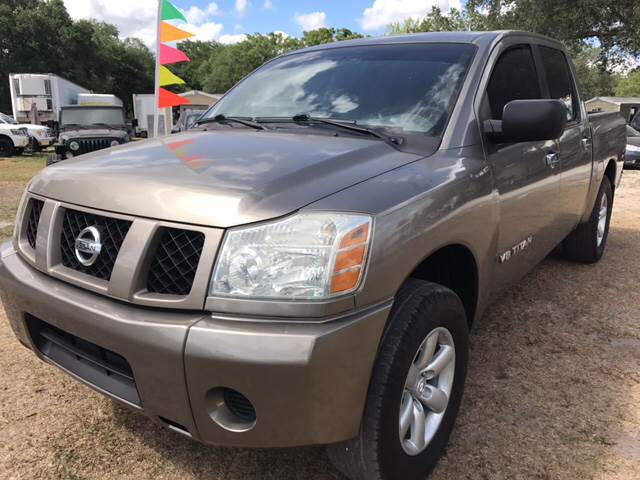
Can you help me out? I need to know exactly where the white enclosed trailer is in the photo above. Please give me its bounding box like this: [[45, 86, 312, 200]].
[[132, 94, 172, 137], [9, 73, 90, 124]]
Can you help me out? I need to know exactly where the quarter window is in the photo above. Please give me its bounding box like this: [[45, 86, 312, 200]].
[[486, 45, 541, 120], [539, 46, 576, 121]]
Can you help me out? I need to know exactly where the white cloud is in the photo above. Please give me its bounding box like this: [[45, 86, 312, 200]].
[[185, 3, 220, 25], [273, 30, 290, 39], [235, 0, 248, 15], [360, 0, 462, 31], [294, 11, 327, 31], [63, 0, 239, 46], [220, 34, 248, 44], [263, 0, 273, 9]]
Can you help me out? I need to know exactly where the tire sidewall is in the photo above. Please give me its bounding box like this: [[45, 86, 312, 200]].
[[372, 286, 469, 480], [594, 177, 613, 259]]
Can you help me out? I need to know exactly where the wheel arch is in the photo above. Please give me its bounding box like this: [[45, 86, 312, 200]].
[[406, 243, 479, 327], [604, 159, 617, 194], [0, 134, 15, 146]]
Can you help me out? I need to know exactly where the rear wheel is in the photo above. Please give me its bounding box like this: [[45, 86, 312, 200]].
[[562, 176, 613, 263], [327, 279, 468, 480], [0, 137, 15, 157]]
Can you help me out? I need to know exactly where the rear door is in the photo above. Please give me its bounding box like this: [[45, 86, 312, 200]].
[[481, 42, 564, 290], [536, 44, 592, 232]]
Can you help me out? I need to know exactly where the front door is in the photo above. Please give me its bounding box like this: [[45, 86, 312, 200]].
[[482, 43, 564, 290]]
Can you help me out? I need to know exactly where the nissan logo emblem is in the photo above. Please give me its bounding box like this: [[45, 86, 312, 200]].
[[74, 226, 102, 266]]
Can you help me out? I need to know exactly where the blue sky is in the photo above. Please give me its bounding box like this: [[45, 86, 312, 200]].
[[62, 1, 463, 46]]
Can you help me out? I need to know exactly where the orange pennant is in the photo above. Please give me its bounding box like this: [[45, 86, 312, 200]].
[[158, 88, 191, 108], [160, 22, 193, 42]]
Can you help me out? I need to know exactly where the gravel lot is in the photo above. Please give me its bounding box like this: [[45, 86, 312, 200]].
[[1, 158, 639, 479]]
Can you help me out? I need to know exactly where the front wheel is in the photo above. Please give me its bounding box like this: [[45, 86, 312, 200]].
[[562, 176, 613, 263], [327, 279, 468, 480]]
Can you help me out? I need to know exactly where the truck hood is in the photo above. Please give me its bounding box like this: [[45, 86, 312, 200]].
[[29, 130, 422, 227]]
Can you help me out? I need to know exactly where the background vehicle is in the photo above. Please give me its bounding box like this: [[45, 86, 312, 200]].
[[9, 73, 89, 125], [172, 107, 207, 133], [0, 32, 626, 480], [132, 94, 172, 137], [49, 105, 129, 163], [0, 123, 29, 156], [624, 125, 640, 168], [0, 112, 55, 150]]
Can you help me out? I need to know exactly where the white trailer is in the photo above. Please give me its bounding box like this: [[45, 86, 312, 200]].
[[132, 94, 172, 138], [9, 73, 90, 124], [77, 93, 123, 107]]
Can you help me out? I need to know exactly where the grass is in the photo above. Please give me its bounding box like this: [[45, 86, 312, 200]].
[[0, 154, 46, 242]]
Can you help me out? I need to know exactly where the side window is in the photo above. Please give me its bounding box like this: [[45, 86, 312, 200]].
[[486, 45, 541, 120], [539, 46, 576, 121]]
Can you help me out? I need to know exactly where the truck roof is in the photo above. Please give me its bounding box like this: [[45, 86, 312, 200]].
[[287, 30, 566, 55]]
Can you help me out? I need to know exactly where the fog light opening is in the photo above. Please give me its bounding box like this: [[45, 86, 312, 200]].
[[206, 387, 257, 432]]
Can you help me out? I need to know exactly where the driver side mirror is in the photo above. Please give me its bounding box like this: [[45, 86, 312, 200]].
[[484, 99, 567, 143]]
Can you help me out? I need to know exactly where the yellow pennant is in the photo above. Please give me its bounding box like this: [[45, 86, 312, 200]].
[[159, 65, 185, 86], [160, 21, 193, 42]]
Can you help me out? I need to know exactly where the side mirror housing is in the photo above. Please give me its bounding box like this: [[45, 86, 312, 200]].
[[484, 99, 567, 143]]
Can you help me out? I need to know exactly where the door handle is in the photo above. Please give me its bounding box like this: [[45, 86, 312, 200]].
[[582, 137, 592, 148], [545, 152, 560, 169]]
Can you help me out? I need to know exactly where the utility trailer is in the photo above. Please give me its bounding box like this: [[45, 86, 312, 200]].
[[132, 94, 173, 138]]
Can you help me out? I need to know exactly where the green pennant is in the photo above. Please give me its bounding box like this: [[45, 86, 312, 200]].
[[162, 0, 187, 22]]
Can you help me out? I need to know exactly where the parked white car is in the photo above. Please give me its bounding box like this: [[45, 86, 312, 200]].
[[0, 112, 55, 150], [0, 122, 29, 156]]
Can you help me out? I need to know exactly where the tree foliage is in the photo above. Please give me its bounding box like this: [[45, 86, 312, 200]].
[[0, 0, 153, 114]]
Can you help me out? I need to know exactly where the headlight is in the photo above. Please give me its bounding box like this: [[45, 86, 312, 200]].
[[627, 144, 640, 153], [211, 212, 372, 300], [69, 141, 80, 151], [110, 140, 120, 147]]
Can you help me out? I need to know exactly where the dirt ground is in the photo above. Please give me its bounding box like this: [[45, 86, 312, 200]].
[[0, 158, 639, 480]]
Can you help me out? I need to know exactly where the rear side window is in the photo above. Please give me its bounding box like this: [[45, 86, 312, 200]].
[[539, 46, 576, 121], [486, 45, 541, 119]]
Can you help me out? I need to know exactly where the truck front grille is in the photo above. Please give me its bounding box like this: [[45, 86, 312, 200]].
[[60, 209, 132, 280], [25, 314, 140, 406], [75, 138, 113, 155], [147, 228, 205, 295], [26, 199, 44, 249]]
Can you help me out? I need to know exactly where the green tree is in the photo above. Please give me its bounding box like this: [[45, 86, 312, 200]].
[[572, 46, 617, 100], [615, 71, 640, 97], [201, 33, 302, 93], [301, 27, 363, 46], [169, 40, 224, 92]]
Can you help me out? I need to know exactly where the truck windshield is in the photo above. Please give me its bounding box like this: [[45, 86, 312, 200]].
[[0, 112, 18, 125], [204, 43, 475, 136], [61, 108, 125, 127]]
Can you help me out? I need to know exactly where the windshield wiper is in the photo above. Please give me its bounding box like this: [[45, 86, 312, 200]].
[[196, 114, 267, 131], [257, 114, 402, 145]]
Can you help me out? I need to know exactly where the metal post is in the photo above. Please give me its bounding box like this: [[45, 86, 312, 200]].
[[153, 0, 161, 138]]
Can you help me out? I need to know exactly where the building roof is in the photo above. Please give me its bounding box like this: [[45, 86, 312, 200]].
[[585, 96, 640, 105], [178, 90, 222, 99]]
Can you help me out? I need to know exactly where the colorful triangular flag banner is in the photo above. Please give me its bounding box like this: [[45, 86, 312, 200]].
[[161, 0, 187, 22], [159, 65, 185, 86], [160, 43, 190, 65], [158, 88, 191, 108], [160, 22, 193, 43]]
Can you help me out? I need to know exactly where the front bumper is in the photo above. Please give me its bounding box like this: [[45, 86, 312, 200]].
[[13, 136, 29, 148], [0, 241, 390, 447]]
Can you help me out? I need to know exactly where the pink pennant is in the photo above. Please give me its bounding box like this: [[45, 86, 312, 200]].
[[160, 43, 191, 65]]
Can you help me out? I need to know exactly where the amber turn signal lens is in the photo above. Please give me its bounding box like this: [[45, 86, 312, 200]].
[[330, 268, 361, 294], [339, 223, 370, 249], [334, 245, 366, 271]]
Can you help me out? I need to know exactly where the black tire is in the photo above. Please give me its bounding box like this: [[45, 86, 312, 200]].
[[327, 279, 469, 480], [562, 176, 613, 263], [14, 147, 25, 156], [0, 137, 15, 157]]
